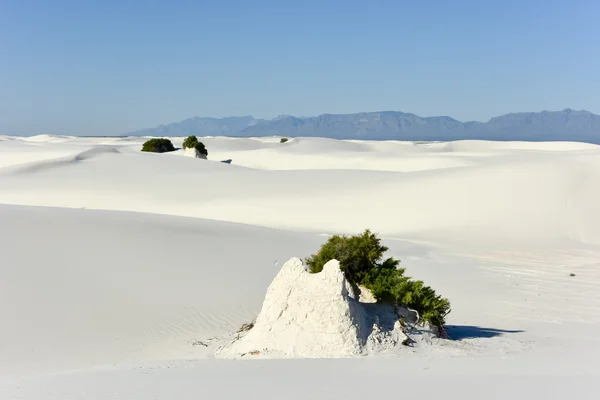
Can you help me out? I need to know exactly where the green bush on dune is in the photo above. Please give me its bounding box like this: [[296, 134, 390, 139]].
[[141, 138, 175, 153], [182, 135, 208, 157], [182, 135, 199, 149], [305, 229, 451, 332]]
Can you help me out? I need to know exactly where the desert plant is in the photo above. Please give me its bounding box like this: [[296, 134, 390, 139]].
[[305, 229, 451, 330], [280, 137, 289, 143], [238, 321, 254, 333], [305, 229, 393, 285], [182, 135, 208, 157], [364, 269, 451, 328], [194, 141, 208, 157], [141, 138, 175, 153], [182, 135, 199, 149]]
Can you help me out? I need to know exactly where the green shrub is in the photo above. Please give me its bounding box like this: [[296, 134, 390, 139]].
[[305, 229, 394, 285], [305, 229, 451, 330], [182, 135, 199, 149], [182, 135, 208, 157], [194, 141, 208, 157], [363, 268, 451, 328], [141, 138, 175, 153], [280, 137, 289, 143]]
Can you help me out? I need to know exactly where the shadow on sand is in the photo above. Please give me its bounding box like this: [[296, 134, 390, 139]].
[[445, 325, 524, 340]]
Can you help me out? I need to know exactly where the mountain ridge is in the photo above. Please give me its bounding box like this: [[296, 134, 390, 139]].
[[126, 109, 600, 143]]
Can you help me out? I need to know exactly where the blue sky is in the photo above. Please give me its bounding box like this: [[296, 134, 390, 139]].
[[1, 0, 599, 135]]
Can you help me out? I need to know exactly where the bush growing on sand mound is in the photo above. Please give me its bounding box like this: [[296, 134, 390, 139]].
[[182, 135, 208, 157], [305, 229, 451, 331], [280, 137, 289, 143], [141, 138, 175, 153], [182, 135, 198, 149]]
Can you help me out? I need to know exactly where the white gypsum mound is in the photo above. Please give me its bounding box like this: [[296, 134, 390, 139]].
[[216, 258, 408, 358]]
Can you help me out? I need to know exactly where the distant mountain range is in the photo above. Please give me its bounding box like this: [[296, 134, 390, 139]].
[[127, 109, 600, 143]]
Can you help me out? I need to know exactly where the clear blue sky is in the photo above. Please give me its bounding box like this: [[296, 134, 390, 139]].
[[1, 0, 599, 136]]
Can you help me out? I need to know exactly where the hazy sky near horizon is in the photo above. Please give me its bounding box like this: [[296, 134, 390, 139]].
[[1, 0, 599, 136]]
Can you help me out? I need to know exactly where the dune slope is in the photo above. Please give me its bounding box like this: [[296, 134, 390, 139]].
[[0, 205, 324, 376]]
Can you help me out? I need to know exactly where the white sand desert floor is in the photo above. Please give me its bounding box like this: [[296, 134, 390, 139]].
[[1, 135, 600, 399]]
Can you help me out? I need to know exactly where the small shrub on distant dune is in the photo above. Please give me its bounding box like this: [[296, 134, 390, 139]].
[[194, 141, 208, 157], [183, 135, 199, 149], [305, 229, 451, 332], [141, 138, 175, 153], [280, 137, 289, 143], [183, 135, 208, 157]]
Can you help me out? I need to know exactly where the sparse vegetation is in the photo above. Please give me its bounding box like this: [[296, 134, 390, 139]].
[[238, 321, 254, 333], [280, 137, 289, 143], [182, 135, 208, 157], [194, 141, 208, 157], [305, 229, 451, 331], [182, 135, 199, 149], [141, 138, 175, 153], [240, 350, 261, 357]]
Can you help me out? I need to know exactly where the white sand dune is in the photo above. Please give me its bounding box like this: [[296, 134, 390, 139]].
[[1, 135, 600, 398], [0, 205, 325, 377], [1, 137, 599, 245], [20, 134, 77, 143]]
